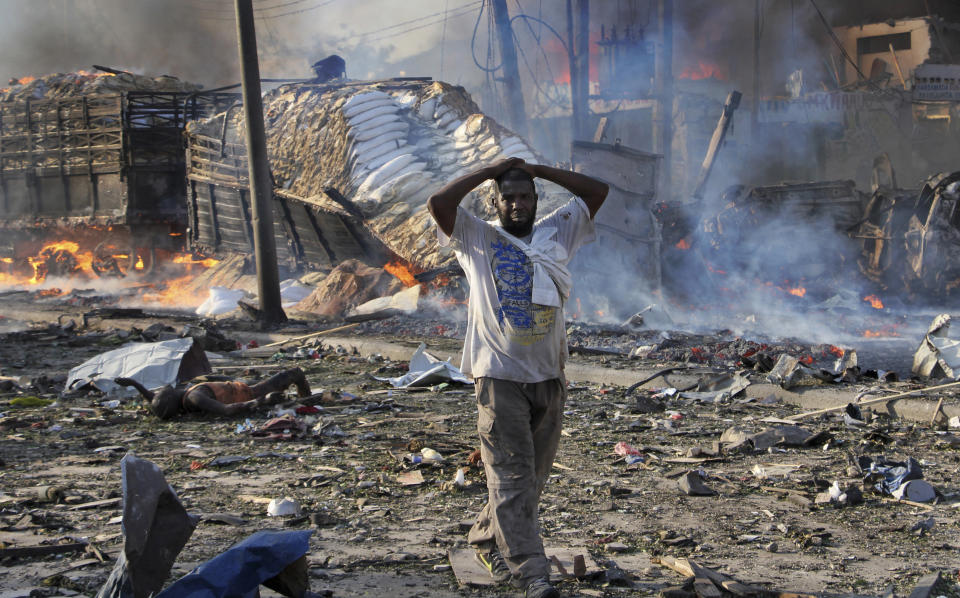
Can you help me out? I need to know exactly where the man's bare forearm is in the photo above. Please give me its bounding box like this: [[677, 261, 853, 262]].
[[527, 164, 608, 218], [427, 157, 522, 236]]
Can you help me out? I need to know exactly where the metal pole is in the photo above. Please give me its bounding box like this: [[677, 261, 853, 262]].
[[565, 0, 590, 142], [576, 0, 590, 140], [566, 0, 581, 142], [234, 0, 286, 325], [751, 0, 760, 141], [491, 0, 528, 138], [652, 0, 673, 198]]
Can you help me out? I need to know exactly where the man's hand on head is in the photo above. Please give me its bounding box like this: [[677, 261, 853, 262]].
[[487, 156, 526, 179], [515, 161, 540, 179]]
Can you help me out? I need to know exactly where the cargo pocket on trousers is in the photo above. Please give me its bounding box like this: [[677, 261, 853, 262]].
[[477, 404, 495, 435]]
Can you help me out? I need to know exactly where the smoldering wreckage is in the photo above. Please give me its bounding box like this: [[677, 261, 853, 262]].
[[2, 57, 960, 598]]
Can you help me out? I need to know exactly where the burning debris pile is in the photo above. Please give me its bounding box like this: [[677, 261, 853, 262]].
[[186, 78, 568, 271]]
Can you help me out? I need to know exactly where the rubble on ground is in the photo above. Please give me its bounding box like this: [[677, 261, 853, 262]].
[[0, 295, 958, 597]]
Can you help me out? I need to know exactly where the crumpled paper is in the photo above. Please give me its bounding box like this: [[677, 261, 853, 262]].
[[95, 453, 197, 598]]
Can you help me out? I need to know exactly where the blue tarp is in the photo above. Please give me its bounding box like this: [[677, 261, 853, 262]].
[[156, 530, 312, 598]]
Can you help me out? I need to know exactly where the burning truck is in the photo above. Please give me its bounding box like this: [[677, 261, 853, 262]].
[[0, 69, 237, 299]]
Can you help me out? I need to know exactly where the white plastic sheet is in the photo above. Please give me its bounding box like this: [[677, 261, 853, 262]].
[[65, 338, 205, 395], [376, 342, 472, 388], [279, 279, 313, 308], [195, 286, 245, 317], [347, 284, 421, 319]]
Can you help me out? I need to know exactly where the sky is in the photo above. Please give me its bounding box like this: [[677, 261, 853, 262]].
[[0, 0, 487, 86]]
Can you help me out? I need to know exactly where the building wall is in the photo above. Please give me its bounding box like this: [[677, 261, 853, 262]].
[[835, 18, 932, 84]]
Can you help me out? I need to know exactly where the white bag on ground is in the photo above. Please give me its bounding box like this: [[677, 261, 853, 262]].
[[196, 286, 246, 317]]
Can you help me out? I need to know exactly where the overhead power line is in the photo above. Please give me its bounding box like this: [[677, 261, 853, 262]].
[[193, 0, 340, 21]]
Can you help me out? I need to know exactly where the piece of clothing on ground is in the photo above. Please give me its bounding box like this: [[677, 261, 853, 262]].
[[467, 376, 566, 585]]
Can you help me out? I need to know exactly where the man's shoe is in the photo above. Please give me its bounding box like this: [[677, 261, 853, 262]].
[[525, 576, 560, 598], [475, 548, 512, 583]]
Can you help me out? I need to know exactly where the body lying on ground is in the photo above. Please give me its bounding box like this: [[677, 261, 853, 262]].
[[114, 367, 311, 419]]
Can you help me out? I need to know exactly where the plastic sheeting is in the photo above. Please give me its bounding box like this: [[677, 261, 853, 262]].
[[196, 286, 246, 317], [65, 338, 211, 395], [858, 455, 924, 495], [155, 530, 312, 598], [376, 342, 472, 388], [279, 279, 314, 308], [96, 453, 197, 598]]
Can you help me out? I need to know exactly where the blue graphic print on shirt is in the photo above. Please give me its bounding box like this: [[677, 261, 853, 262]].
[[489, 237, 556, 345], [491, 239, 533, 328]]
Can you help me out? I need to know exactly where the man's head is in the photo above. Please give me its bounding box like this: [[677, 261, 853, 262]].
[[493, 168, 537, 237], [150, 386, 183, 420]]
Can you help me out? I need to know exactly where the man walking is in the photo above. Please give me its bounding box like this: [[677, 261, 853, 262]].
[[427, 157, 607, 597]]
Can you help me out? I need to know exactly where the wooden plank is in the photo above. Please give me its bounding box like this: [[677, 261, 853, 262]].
[[693, 578, 722, 598], [592, 117, 609, 143], [67, 497, 122, 511], [907, 571, 943, 598], [448, 548, 494, 587], [546, 546, 599, 583], [0, 542, 87, 558]]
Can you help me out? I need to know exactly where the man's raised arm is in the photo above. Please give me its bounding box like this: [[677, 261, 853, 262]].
[[427, 157, 523, 236], [521, 164, 609, 219]]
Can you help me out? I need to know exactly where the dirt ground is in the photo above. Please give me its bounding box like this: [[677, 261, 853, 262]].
[[1, 297, 959, 598]]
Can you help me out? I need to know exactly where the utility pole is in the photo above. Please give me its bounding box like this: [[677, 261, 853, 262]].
[[752, 0, 761, 141], [566, 0, 590, 142], [234, 0, 286, 326], [652, 0, 673, 199], [490, 0, 527, 138]]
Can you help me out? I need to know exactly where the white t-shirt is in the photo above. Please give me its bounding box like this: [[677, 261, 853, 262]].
[[439, 196, 596, 383]]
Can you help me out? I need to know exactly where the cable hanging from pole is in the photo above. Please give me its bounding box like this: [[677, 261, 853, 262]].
[[472, 0, 503, 73]]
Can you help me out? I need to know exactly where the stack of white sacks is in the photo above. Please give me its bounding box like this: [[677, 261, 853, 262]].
[[343, 89, 537, 210]]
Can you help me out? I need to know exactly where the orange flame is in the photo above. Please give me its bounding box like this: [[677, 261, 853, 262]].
[[0, 237, 220, 308], [571, 297, 583, 320], [788, 287, 806, 297], [863, 294, 883, 309], [675, 238, 691, 250], [173, 254, 220, 268], [679, 61, 727, 81], [384, 260, 418, 287]]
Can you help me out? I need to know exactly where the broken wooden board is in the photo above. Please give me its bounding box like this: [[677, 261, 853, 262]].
[[448, 548, 494, 587], [655, 556, 766, 597], [66, 497, 122, 511], [397, 470, 425, 486], [0, 542, 87, 558], [448, 545, 600, 587], [546, 546, 599, 582], [907, 571, 943, 598]]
